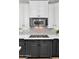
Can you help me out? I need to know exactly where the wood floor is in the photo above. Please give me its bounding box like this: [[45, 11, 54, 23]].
[[19, 57, 59, 59]]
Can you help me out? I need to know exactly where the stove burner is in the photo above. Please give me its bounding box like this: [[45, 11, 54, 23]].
[[29, 35, 49, 38]]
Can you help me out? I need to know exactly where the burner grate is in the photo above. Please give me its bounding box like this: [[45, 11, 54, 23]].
[[29, 35, 49, 38]]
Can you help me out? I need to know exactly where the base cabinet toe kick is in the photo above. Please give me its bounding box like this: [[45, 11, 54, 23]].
[[19, 39, 59, 58]]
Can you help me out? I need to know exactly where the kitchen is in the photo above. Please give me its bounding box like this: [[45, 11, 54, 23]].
[[19, 0, 59, 59]]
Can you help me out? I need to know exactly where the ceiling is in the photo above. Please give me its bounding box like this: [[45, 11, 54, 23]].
[[19, 0, 59, 4]]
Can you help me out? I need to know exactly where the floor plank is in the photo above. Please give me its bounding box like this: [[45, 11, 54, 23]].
[[19, 57, 59, 59]]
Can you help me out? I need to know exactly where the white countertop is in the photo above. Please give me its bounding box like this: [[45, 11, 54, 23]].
[[19, 34, 59, 39]]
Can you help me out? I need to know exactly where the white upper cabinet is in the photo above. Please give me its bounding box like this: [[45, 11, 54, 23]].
[[29, 1, 48, 17], [19, 3, 29, 29], [48, 3, 59, 28]]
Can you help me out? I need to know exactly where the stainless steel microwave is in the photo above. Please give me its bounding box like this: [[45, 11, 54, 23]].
[[30, 18, 48, 27]]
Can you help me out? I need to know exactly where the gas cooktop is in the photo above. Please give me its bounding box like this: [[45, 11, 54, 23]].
[[29, 35, 49, 38]]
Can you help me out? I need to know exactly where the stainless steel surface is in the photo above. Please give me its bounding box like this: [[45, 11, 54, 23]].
[[30, 18, 48, 27], [29, 35, 49, 38]]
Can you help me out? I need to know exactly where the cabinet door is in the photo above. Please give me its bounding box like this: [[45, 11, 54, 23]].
[[52, 39, 59, 57], [30, 40, 40, 57], [19, 39, 26, 56], [26, 40, 30, 55], [40, 40, 52, 57]]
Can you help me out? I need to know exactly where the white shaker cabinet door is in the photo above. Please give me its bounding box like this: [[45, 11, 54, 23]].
[[29, 1, 48, 18], [48, 4, 55, 28], [30, 1, 40, 17], [19, 4, 24, 28], [39, 1, 48, 17]]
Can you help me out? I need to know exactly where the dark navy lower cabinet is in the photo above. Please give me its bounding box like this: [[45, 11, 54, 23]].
[[30, 40, 40, 57], [19, 39, 26, 56], [19, 39, 59, 57], [40, 40, 52, 57], [52, 39, 59, 57]]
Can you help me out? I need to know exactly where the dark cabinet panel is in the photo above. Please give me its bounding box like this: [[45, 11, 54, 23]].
[[30, 41, 40, 57], [19, 39, 25, 46], [52, 39, 59, 57], [26, 40, 30, 55], [19, 39, 59, 57], [19, 39, 26, 56], [27, 40, 53, 57], [40, 40, 52, 57]]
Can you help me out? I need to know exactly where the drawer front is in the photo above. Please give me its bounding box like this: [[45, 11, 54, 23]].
[[29, 40, 40, 57]]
